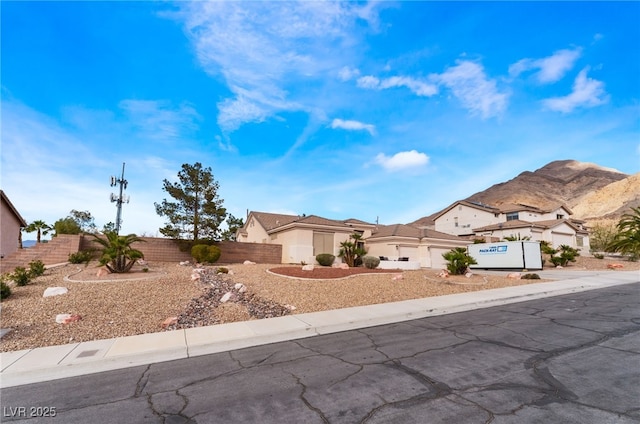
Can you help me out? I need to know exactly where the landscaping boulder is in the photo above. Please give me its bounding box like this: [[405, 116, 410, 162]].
[[56, 314, 82, 324], [302, 264, 314, 271], [161, 316, 178, 329], [43, 287, 68, 298]]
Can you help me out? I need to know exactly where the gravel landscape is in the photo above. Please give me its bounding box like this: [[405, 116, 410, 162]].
[[1, 256, 637, 352]]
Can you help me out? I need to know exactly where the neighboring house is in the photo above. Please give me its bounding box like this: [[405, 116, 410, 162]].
[[0, 190, 27, 259], [428, 200, 589, 250], [365, 224, 469, 269], [237, 211, 377, 264]]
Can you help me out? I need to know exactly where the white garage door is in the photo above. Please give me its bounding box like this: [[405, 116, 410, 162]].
[[552, 232, 573, 248], [429, 247, 450, 269]]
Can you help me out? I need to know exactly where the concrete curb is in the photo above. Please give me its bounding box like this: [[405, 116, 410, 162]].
[[1, 271, 637, 388]]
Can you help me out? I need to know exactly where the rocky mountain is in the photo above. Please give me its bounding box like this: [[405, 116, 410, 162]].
[[463, 160, 637, 221]]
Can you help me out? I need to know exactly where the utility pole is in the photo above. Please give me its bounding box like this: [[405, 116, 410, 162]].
[[110, 162, 129, 234]]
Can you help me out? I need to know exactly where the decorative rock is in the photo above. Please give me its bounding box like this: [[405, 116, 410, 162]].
[[193, 268, 206, 274], [179, 261, 190, 266], [234, 283, 247, 293], [507, 272, 522, 279], [243, 260, 256, 265], [220, 292, 233, 303], [338, 263, 349, 269], [96, 267, 110, 277], [191, 273, 201, 281], [43, 287, 68, 297], [137, 259, 148, 266], [302, 264, 314, 271], [392, 274, 403, 281], [56, 314, 82, 324], [161, 316, 178, 329], [465, 272, 473, 278], [285, 304, 297, 311], [437, 269, 449, 278]]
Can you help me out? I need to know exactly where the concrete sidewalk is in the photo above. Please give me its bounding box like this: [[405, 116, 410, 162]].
[[1, 270, 638, 388]]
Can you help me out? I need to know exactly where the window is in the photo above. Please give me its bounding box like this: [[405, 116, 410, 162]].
[[454, 217, 459, 227], [557, 214, 564, 219], [506, 212, 519, 221], [313, 232, 334, 255], [576, 236, 583, 247]]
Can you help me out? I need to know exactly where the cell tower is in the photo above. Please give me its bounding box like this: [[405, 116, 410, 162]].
[[110, 162, 129, 234]]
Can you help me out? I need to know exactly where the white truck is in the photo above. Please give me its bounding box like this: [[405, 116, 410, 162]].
[[467, 241, 543, 270]]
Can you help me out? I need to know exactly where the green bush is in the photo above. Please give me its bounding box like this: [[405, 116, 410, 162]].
[[442, 248, 478, 275], [362, 255, 380, 269], [11, 267, 31, 286], [217, 267, 229, 274], [69, 250, 93, 264], [522, 273, 541, 279], [0, 281, 11, 300], [191, 244, 221, 264], [593, 253, 605, 259], [28, 260, 46, 277], [315, 253, 335, 266]]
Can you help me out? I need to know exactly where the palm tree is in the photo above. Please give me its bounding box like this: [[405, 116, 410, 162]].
[[91, 231, 145, 273], [338, 233, 367, 267], [607, 207, 640, 260], [25, 220, 52, 243]]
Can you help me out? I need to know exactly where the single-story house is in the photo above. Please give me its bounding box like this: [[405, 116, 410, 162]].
[[0, 190, 27, 259], [237, 211, 470, 268], [236, 211, 377, 264], [365, 224, 469, 269]]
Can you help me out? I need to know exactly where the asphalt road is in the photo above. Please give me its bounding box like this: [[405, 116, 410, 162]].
[[1, 282, 639, 424]]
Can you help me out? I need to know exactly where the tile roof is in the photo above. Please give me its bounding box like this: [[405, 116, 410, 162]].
[[368, 224, 463, 241], [248, 211, 374, 232]]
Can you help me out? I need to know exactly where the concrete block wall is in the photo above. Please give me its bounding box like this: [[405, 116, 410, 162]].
[[80, 236, 282, 264], [0, 235, 82, 273]]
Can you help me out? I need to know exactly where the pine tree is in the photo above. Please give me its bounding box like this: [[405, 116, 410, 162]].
[[154, 162, 227, 240]]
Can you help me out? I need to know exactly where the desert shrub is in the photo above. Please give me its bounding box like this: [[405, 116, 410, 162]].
[[521, 273, 541, 279], [0, 281, 11, 300], [28, 259, 46, 277], [69, 250, 94, 264], [362, 255, 380, 269], [316, 253, 335, 266], [593, 253, 605, 259], [11, 267, 31, 286], [442, 248, 478, 275], [217, 267, 229, 274], [191, 244, 221, 264]]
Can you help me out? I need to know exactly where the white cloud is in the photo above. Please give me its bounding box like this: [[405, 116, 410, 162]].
[[338, 66, 360, 81], [331, 118, 376, 135], [172, 2, 382, 132], [375, 150, 430, 171], [357, 75, 438, 97], [119, 99, 200, 141], [435, 61, 509, 119], [509, 48, 582, 83], [543, 67, 608, 113]]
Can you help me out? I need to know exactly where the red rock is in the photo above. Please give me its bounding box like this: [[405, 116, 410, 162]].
[[161, 316, 178, 328]]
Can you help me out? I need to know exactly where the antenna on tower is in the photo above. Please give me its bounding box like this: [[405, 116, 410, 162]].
[[109, 162, 129, 234]]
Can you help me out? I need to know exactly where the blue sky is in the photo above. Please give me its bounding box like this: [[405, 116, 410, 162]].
[[2, 1, 639, 238]]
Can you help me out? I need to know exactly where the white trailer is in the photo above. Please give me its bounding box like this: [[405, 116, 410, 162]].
[[467, 241, 543, 270]]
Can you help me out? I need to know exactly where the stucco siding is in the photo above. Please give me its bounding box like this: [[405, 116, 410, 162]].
[[1, 200, 23, 258]]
